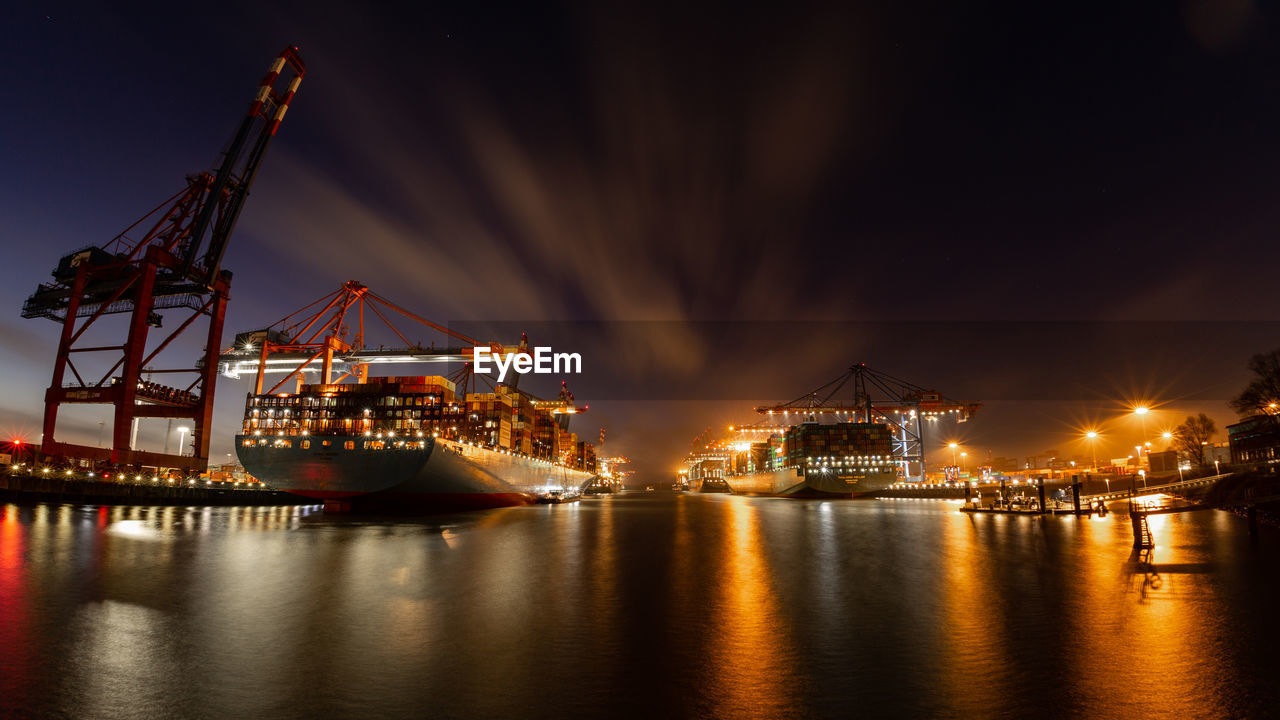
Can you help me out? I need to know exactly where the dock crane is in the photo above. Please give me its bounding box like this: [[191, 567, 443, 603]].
[[754, 363, 981, 482], [218, 280, 498, 395], [216, 282, 592, 414], [21, 47, 306, 470]]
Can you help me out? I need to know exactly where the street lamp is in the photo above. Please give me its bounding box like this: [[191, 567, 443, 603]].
[[1134, 405, 1149, 446], [177, 426, 189, 456], [960, 452, 967, 472], [948, 442, 958, 467], [1085, 431, 1098, 470]]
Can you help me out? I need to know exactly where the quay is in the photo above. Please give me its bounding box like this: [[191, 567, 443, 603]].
[[0, 472, 304, 507]]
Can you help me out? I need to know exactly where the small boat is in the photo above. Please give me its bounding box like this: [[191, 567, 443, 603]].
[[536, 490, 580, 504]]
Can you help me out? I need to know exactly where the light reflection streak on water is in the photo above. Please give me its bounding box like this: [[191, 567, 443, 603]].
[[0, 505, 32, 700], [1070, 502, 1136, 713], [703, 496, 797, 719], [588, 495, 617, 629], [1120, 510, 1244, 715], [669, 492, 692, 615], [937, 508, 1018, 716], [69, 599, 178, 718]]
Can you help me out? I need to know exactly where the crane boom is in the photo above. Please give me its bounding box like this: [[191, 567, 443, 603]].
[[189, 46, 306, 286]]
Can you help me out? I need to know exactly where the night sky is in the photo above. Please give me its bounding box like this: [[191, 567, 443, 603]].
[[2, 1, 1279, 479]]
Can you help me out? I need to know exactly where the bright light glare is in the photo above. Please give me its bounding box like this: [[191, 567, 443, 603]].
[[1134, 406, 1150, 415]]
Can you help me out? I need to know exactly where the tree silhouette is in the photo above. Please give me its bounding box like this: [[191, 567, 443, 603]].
[[1173, 413, 1216, 468], [1230, 349, 1280, 417]]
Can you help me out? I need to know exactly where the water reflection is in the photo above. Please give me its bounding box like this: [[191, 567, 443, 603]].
[[937, 510, 1019, 717], [0, 505, 32, 701], [0, 496, 1276, 719], [702, 497, 801, 718]]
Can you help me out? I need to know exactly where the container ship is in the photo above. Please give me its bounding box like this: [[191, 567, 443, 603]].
[[688, 421, 899, 498], [684, 363, 982, 497], [235, 375, 598, 510]]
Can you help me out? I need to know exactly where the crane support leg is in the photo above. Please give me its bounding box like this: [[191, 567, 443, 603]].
[[111, 260, 158, 464], [192, 279, 229, 462], [41, 264, 88, 453]]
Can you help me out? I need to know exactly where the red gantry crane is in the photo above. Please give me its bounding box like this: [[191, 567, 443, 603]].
[[218, 280, 496, 395], [216, 282, 588, 413], [22, 47, 306, 471]]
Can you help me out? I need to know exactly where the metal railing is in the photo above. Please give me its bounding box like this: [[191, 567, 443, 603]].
[[1081, 473, 1231, 503]]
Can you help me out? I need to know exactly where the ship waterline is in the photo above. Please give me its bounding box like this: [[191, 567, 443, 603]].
[[724, 466, 899, 497], [236, 435, 596, 510]]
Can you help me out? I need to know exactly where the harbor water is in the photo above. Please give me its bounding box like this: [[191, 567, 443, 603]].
[[1, 493, 1277, 719]]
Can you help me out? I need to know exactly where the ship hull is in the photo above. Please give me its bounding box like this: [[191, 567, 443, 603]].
[[725, 467, 897, 498], [235, 435, 596, 511]]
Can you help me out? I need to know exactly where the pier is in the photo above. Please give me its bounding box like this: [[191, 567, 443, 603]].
[[1128, 482, 1280, 548], [910, 470, 1277, 549]]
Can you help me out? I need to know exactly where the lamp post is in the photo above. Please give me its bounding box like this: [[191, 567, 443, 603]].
[[1134, 405, 1149, 446], [177, 426, 189, 457], [1085, 431, 1098, 470], [960, 452, 967, 473], [948, 442, 958, 467]]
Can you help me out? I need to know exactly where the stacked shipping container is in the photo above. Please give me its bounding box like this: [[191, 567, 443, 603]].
[[782, 422, 894, 467], [241, 376, 595, 471]]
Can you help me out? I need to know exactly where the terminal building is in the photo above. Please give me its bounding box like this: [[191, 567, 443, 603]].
[[1227, 415, 1280, 464]]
